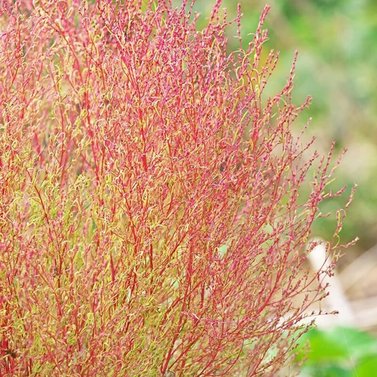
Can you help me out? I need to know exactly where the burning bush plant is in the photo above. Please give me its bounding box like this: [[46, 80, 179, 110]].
[[0, 1, 350, 375]]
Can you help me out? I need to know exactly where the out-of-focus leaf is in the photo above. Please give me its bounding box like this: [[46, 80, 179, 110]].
[[301, 364, 352, 377], [296, 327, 377, 376], [296, 328, 349, 363], [353, 355, 377, 377]]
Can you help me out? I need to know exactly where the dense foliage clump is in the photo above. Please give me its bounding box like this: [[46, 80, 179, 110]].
[[0, 1, 347, 375]]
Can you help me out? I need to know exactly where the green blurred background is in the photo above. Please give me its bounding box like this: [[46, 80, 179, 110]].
[[193, 0, 377, 260], [192, 1, 377, 374], [191, 0, 377, 263]]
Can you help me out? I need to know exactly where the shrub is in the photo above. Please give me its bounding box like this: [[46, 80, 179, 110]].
[[0, 1, 349, 375]]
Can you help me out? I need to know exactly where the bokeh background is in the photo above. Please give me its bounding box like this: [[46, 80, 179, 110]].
[[193, 0, 376, 257], [192, 0, 377, 375]]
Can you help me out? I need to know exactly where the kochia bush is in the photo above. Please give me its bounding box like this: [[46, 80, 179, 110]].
[[0, 1, 349, 376]]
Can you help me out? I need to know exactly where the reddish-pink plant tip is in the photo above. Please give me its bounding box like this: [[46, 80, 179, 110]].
[[0, 1, 349, 376]]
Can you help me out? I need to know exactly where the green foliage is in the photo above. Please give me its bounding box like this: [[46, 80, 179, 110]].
[[295, 327, 377, 376]]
